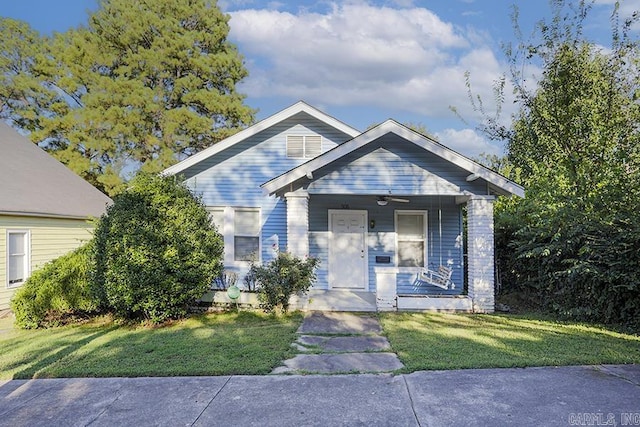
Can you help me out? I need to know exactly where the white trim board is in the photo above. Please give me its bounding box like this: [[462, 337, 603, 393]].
[[163, 101, 361, 176], [262, 120, 524, 198]]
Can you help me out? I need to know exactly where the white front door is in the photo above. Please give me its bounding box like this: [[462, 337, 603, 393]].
[[328, 210, 368, 290]]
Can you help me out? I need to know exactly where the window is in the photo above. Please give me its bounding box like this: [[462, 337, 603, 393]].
[[7, 230, 30, 287], [206, 207, 261, 263], [234, 209, 260, 261], [287, 135, 322, 159], [396, 211, 427, 268]]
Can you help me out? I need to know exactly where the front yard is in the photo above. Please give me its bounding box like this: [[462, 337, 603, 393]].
[[380, 312, 640, 372], [1, 311, 638, 379], [0, 312, 303, 379]]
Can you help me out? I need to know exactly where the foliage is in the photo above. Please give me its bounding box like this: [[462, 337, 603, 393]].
[[251, 252, 319, 314], [243, 266, 259, 292], [92, 173, 223, 323], [0, 311, 303, 379], [483, 1, 640, 330], [213, 270, 237, 291], [0, 18, 59, 133], [10, 244, 98, 329], [0, 0, 255, 195]]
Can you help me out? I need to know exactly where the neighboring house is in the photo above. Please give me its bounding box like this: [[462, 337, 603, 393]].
[[0, 123, 112, 310], [164, 101, 524, 312]]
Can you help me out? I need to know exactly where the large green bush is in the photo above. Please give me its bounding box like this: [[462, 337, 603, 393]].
[[11, 243, 98, 329], [251, 252, 319, 314], [92, 173, 223, 323]]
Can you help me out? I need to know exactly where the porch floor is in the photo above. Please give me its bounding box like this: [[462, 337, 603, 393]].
[[296, 290, 377, 312]]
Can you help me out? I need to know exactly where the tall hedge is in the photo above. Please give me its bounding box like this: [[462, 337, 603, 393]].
[[92, 174, 223, 323]]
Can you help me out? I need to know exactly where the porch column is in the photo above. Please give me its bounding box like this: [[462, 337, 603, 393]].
[[285, 189, 309, 257], [467, 195, 496, 313]]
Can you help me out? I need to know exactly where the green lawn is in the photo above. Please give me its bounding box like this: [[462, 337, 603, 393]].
[[380, 312, 640, 372], [0, 311, 303, 379]]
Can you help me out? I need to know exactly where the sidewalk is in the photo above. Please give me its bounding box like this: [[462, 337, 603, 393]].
[[272, 311, 404, 374], [1, 364, 639, 426]]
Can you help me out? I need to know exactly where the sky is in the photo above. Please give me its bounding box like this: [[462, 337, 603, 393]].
[[2, 0, 637, 158]]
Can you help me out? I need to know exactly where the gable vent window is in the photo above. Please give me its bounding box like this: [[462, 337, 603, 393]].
[[287, 135, 322, 159]]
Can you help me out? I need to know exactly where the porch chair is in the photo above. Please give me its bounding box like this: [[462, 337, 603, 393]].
[[416, 265, 455, 290]]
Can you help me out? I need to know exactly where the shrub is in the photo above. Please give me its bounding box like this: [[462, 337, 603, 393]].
[[213, 270, 237, 291], [252, 252, 319, 314], [92, 173, 223, 323], [11, 243, 98, 329]]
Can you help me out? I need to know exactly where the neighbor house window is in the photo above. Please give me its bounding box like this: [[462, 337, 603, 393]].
[[395, 211, 427, 268], [286, 135, 322, 159], [234, 209, 260, 261], [7, 230, 30, 287]]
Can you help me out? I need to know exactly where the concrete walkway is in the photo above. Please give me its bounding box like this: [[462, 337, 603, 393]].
[[1, 365, 638, 426], [272, 312, 404, 374]]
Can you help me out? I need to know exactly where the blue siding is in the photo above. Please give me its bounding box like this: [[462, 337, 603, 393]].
[[308, 134, 487, 195], [308, 195, 464, 295], [181, 113, 353, 282]]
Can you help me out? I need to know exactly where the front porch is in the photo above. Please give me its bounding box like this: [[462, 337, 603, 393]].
[[288, 289, 474, 313]]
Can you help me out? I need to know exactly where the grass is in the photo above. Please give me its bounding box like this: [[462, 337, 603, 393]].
[[380, 312, 640, 372], [0, 311, 303, 379]]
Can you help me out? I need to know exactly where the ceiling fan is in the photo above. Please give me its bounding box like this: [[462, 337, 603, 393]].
[[377, 196, 409, 206]]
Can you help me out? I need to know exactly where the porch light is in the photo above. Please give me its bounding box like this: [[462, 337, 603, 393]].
[[377, 198, 388, 206]]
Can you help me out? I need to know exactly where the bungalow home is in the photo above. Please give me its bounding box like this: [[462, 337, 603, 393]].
[[164, 101, 524, 312], [0, 123, 112, 310]]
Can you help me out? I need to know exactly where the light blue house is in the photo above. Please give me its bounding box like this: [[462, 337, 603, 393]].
[[164, 101, 524, 312]]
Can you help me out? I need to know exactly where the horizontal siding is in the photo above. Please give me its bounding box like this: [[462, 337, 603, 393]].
[[0, 215, 94, 310], [308, 195, 463, 295], [180, 113, 352, 284], [309, 134, 488, 195]]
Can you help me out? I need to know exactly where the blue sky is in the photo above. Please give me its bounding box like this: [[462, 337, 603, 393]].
[[2, 0, 636, 157]]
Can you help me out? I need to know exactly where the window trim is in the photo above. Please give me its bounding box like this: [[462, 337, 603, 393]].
[[206, 206, 261, 265], [286, 135, 322, 159], [6, 229, 31, 288], [233, 208, 261, 263], [394, 210, 428, 270]]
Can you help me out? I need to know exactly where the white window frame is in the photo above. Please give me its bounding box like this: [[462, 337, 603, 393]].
[[286, 135, 322, 159], [233, 208, 261, 263], [395, 210, 428, 270], [206, 206, 261, 265], [6, 230, 31, 288]]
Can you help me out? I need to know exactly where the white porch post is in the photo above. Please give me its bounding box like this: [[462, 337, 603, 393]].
[[467, 195, 496, 313], [285, 189, 309, 257]]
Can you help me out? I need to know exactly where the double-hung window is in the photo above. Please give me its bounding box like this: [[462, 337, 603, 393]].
[[234, 209, 260, 262], [7, 230, 30, 287], [286, 135, 322, 159], [207, 207, 261, 263], [396, 211, 427, 268]]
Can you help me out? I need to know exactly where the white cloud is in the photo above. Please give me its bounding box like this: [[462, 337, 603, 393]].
[[434, 128, 504, 158], [228, 3, 511, 121]]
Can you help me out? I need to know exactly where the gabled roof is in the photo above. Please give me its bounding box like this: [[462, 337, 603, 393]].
[[0, 122, 112, 219], [163, 101, 361, 176], [261, 119, 525, 198]]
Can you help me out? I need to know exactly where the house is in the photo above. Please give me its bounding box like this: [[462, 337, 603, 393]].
[[0, 122, 112, 310], [164, 101, 524, 312]]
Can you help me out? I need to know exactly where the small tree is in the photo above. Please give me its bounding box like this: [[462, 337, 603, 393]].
[[92, 173, 223, 323], [251, 252, 319, 314]]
